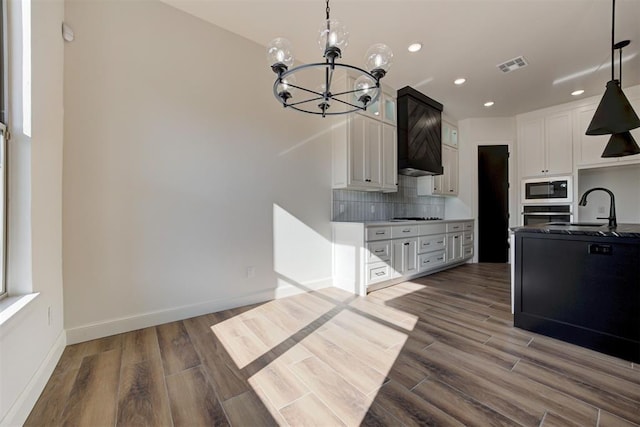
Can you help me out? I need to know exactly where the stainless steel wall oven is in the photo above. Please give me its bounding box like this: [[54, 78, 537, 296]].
[[521, 204, 572, 226]]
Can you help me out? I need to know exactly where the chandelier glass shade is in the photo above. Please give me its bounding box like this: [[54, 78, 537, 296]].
[[267, 0, 393, 117]]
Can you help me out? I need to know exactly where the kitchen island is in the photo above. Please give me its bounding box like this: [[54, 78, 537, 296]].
[[512, 223, 640, 363]]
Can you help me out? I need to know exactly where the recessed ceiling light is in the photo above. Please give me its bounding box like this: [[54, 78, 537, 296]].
[[407, 43, 422, 53], [454, 78, 466, 85], [571, 89, 585, 96], [484, 101, 495, 107]]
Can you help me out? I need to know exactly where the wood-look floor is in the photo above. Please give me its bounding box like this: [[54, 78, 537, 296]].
[[27, 264, 640, 426]]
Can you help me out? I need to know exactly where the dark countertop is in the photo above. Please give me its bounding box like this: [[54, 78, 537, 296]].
[[511, 223, 640, 238]]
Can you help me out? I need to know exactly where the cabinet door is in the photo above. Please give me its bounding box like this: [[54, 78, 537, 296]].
[[392, 239, 418, 277], [447, 146, 459, 195], [433, 174, 443, 194], [519, 118, 546, 177], [349, 114, 368, 186], [545, 111, 573, 175], [382, 90, 396, 125], [381, 123, 398, 191], [447, 233, 463, 262], [365, 119, 382, 186], [349, 115, 381, 188]]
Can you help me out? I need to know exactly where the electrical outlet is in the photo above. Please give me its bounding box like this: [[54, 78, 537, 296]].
[[246, 266, 255, 278], [598, 206, 606, 214]]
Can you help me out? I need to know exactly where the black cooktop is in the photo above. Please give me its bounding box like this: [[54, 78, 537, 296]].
[[392, 217, 442, 221]]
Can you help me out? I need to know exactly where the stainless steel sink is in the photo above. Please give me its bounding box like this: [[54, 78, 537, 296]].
[[546, 222, 606, 227]]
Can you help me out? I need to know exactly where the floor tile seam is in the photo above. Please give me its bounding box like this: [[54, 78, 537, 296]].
[[295, 336, 390, 397], [526, 343, 640, 384], [305, 327, 396, 383], [181, 324, 233, 427], [513, 358, 636, 421], [285, 359, 352, 427], [505, 347, 640, 402], [414, 375, 533, 427]]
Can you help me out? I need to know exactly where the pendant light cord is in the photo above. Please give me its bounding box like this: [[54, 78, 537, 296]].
[[326, 0, 330, 20], [611, 0, 615, 81]]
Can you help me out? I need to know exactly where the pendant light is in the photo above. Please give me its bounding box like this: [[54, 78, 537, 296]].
[[266, 0, 393, 117], [586, 0, 640, 136], [601, 40, 640, 158]]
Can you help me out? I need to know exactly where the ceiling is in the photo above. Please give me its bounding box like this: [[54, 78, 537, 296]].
[[160, 0, 640, 121]]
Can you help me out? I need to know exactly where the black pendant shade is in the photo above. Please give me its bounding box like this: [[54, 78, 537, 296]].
[[587, 80, 640, 135], [601, 131, 640, 158]]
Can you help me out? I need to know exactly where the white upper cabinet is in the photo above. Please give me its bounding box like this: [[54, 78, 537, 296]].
[[381, 123, 398, 192], [332, 72, 397, 192], [518, 111, 572, 178], [442, 121, 458, 148], [431, 145, 458, 196]]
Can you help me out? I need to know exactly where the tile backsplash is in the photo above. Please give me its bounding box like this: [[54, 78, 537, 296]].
[[332, 175, 445, 221]]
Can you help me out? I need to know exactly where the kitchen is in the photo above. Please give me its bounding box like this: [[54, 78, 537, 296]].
[[2, 0, 640, 426]]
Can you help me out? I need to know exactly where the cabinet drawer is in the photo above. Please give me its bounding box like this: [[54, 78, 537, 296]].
[[463, 221, 474, 231], [463, 231, 474, 244], [419, 251, 446, 272], [367, 241, 391, 263], [463, 245, 474, 258], [419, 223, 446, 236], [366, 226, 391, 241], [392, 225, 419, 238], [418, 234, 446, 254], [366, 262, 392, 285], [446, 222, 464, 232]]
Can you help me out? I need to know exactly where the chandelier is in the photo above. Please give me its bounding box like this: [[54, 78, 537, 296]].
[[266, 0, 393, 117]]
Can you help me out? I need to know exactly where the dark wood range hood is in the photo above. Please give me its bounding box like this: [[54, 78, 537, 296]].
[[397, 86, 443, 176]]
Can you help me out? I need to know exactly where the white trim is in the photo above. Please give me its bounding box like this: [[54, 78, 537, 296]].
[[0, 330, 66, 427], [66, 279, 332, 345], [0, 292, 38, 327]]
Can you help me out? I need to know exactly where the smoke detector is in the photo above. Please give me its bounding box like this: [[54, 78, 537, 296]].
[[497, 56, 528, 73]]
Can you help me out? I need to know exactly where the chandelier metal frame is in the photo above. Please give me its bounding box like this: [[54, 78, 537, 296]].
[[268, 0, 389, 117]]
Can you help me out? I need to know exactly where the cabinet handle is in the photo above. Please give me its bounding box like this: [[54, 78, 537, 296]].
[[454, 236, 459, 239], [374, 249, 384, 253], [402, 229, 411, 232], [424, 242, 431, 246], [437, 240, 444, 244], [404, 242, 410, 246], [375, 231, 385, 235], [423, 259, 430, 264], [437, 257, 444, 261], [375, 271, 385, 276]]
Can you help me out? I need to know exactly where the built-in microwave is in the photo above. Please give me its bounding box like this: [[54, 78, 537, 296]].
[[521, 176, 572, 204]]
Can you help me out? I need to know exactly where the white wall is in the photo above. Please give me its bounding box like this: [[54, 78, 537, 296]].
[[0, 0, 66, 424], [577, 164, 640, 223], [63, 0, 333, 342], [450, 117, 516, 261]]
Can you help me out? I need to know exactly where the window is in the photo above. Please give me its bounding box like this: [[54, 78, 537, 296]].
[[0, 0, 7, 298]]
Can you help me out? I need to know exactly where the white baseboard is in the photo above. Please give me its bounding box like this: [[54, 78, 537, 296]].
[[66, 278, 333, 345], [1, 330, 66, 427]]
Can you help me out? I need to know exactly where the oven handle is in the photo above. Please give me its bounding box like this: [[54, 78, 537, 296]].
[[521, 212, 572, 216]]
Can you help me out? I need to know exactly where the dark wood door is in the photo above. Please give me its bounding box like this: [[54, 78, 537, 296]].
[[478, 145, 509, 262]]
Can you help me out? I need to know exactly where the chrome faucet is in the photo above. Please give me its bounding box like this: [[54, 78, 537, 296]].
[[578, 187, 617, 228]]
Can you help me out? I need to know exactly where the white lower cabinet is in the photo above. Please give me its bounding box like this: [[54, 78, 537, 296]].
[[332, 220, 475, 295], [392, 238, 419, 278]]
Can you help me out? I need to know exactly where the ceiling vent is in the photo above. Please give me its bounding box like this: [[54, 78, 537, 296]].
[[497, 56, 528, 73]]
